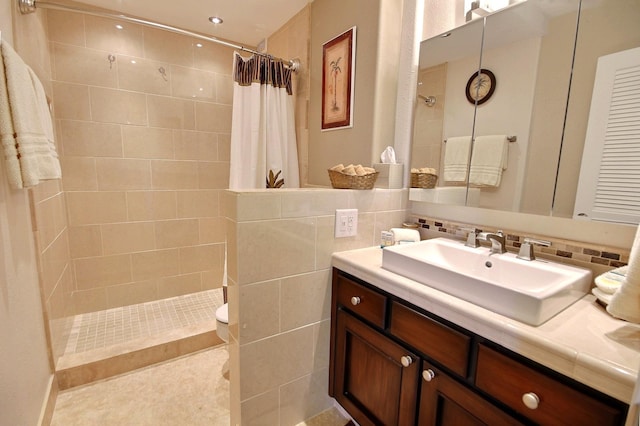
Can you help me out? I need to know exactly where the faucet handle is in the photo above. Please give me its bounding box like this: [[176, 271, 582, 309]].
[[461, 227, 479, 248], [517, 238, 551, 261]]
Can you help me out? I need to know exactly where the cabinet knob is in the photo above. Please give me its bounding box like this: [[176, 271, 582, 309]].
[[400, 355, 413, 367], [350, 296, 361, 306], [522, 392, 540, 410], [422, 369, 436, 382]]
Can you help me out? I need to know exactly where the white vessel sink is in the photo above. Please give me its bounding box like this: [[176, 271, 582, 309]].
[[381, 237, 592, 326]]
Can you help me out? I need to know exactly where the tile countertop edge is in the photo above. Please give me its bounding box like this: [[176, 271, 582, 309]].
[[331, 246, 640, 404]]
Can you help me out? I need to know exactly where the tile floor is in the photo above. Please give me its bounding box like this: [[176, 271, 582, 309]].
[[51, 347, 231, 425], [65, 289, 224, 356]]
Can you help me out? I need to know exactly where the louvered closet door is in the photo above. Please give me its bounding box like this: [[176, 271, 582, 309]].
[[574, 46, 640, 224]]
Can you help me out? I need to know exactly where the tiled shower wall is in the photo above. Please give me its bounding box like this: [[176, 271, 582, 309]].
[[47, 10, 232, 314], [225, 188, 408, 426]]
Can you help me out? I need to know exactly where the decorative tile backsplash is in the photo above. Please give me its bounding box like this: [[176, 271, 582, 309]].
[[409, 215, 630, 276]]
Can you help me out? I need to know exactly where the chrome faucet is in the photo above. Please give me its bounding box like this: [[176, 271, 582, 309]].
[[480, 230, 506, 254]]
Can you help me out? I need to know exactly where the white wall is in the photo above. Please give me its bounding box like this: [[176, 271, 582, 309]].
[[0, 1, 55, 424]]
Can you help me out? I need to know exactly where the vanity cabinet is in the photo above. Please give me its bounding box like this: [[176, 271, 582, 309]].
[[329, 268, 628, 426]]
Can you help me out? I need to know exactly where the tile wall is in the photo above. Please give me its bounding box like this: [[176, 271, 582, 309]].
[[224, 188, 408, 426], [46, 10, 233, 313]]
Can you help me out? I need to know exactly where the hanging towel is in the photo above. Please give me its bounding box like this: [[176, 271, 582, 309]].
[[469, 135, 509, 187], [0, 40, 61, 189], [607, 224, 640, 324], [443, 136, 471, 183]]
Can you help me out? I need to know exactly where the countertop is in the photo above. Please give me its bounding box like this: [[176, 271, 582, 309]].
[[332, 246, 640, 405]]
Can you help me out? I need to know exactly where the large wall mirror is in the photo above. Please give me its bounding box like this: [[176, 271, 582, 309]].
[[411, 0, 640, 225]]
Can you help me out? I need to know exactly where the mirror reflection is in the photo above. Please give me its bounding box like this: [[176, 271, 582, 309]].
[[411, 0, 640, 225]]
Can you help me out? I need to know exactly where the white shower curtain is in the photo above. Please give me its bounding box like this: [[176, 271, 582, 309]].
[[229, 52, 300, 189]]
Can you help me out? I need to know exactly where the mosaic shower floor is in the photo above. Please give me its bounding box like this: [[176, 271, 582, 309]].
[[64, 288, 225, 355]]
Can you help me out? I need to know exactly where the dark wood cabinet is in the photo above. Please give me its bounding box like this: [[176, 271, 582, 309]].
[[329, 268, 628, 426]]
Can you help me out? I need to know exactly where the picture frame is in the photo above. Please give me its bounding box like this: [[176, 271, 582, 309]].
[[322, 27, 356, 130]]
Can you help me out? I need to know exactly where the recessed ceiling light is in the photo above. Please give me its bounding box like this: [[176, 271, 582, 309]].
[[208, 16, 223, 24], [115, 24, 123, 30], [195, 43, 203, 48]]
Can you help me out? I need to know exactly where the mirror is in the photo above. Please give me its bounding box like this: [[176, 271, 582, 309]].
[[411, 0, 640, 222]]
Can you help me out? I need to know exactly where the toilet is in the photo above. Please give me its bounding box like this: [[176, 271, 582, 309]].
[[215, 303, 229, 343]]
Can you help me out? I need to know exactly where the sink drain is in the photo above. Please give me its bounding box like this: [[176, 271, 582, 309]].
[[485, 261, 493, 268]]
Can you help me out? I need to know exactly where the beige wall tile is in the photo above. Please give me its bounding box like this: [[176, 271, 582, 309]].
[[101, 222, 155, 255], [151, 160, 199, 189], [236, 218, 316, 284], [142, 27, 195, 67], [106, 280, 158, 308], [147, 95, 195, 130], [155, 219, 199, 249], [68, 225, 103, 259], [218, 134, 231, 162], [238, 280, 280, 343], [239, 326, 314, 400], [74, 254, 132, 289], [225, 218, 238, 284], [177, 190, 219, 218], [179, 243, 222, 274], [89, 87, 148, 125], [47, 10, 85, 46], [59, 120, 123, 157], [33, 196, 57, 250], [130, 248, 180, 281], [52, 82, 91, 120], [170, 65, 216, 101], [279, 369, 333, 426], [201, 269, 224, 290], [194, 103, 232, 132], [52, 43, 118, 87], [61, 157, 98, 191], [157, 273, 202, 298], [215, 74, 233, 104], [72, 287, 108, 314], [122, 126, 174, 159], [197, 162, 229, 189], [66, 191, 128, 226], [240, 389, 280, 426], [117, 56, 172, 96], [173, 130, 217, 161], [280, 270, 331, 332], [199, 217, 226, 244], [193, 42, 234, 75], [84, 16, 144, 57], [126, 191, 177, 221], [280, 189, 350, 218], [316, 213, 376, 270], [236, 193, 281, 221], [312, 319, 331, 372], [96, 158, 152, 190], [40, 233, 70, 299]]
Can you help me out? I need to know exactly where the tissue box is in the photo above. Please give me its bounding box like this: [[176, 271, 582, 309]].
[[373, 163, 403, 189]]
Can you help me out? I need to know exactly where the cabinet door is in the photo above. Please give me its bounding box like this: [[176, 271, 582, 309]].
[[418, 361, 524, 426], [334, 309, 419, 426]]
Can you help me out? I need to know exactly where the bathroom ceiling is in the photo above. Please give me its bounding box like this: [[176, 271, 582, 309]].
[[70, 0, 311, 47]]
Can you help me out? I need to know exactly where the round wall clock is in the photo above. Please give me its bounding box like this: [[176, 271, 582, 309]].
[[465, 68, 496, 105]]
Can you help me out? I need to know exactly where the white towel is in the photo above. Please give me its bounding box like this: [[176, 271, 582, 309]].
[[443, 136, 471, 183], [0, 40, 61, 189], [607, 224, 640, 323], [469, 135, 509, 187]]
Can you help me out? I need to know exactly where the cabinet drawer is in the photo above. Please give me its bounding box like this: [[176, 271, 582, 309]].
[[475, 344, 625, 426], [390, 302, 470, 377], [336, 273, 386, 328]]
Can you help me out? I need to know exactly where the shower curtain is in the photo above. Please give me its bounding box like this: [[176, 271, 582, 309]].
[[229, 52, 300, 189]]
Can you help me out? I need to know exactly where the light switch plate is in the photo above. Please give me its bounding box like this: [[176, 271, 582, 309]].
[[335, 209, 358, 238]]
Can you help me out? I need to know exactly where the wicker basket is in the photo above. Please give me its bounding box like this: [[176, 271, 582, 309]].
[[411, 172, 438, 188], [328, 170, 379, 190]]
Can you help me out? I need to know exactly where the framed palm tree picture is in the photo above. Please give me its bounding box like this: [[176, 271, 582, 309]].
[[322, 27, 356, 130]]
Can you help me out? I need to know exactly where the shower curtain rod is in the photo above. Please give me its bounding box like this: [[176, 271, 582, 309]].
[[17, 0, 300, 71]]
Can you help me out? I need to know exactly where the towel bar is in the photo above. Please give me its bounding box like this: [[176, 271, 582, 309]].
[[444, 135, 517, 143]]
